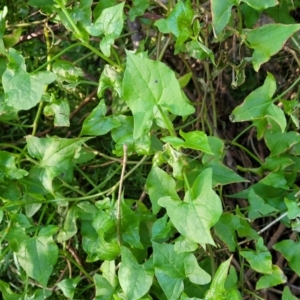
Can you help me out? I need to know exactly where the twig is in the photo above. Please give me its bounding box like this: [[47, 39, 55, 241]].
[[117, 144, 128, 246], [69, 88, 97, 120], [17, 24, 61, 44], [267, 223, 286, 250], [258, 212, 288, 235]]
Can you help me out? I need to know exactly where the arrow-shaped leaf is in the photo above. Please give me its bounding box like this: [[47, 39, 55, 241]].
[[159, 168, 222, 245], [122, 52, 195, 139]]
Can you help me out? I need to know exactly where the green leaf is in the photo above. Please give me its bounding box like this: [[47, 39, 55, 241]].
[[184, 253, 211, 285], [178, 72, 192, 88], [243, 0, 278, 10], [7, 228, 58, 286], [29, 0, 55, 9], [119, 247, 153, 300], [244, 24, 300, 71], [146, 167, 180, 214], [186, 40, 215, 65], [151, 214, 172, 242], [57, 206, 78, 243], [111, 115, 152, 156], [153, 242, 210, 284], [56, 277, 81, 299], [153, 242, 184, 278], [122, 51, 195, 139], [93, 0, 117, 19], [94, 274, 114, 300], [202, 136, 224, 162], [86, 3, 124, 56], [204, 160, 247, 186], [120, 200, 143, 249], [285, 198, 300, 219], [28, 289, 52, 300], [154, 1, 194, 52], [264, 103, 287, 133], [174, 236, 198, 253], [214, 213, 240, 252], [163, 143, 186, 180], [230, 72, 276, 122], [162, 130, 213, 154], [100, 260, 118, 288], [129, 0, 150, 21], [240, 238, 272, 274], [98, 64, 122, 98], [241, 3, 260, 28], [43, 94, 70, 127], [263, 156, 294, 171], [211, 0, 235, 37], [248, 189, 278, 220], [260, 170, 289, 189], [273, 240, 300, 276], [26, 136, 90, 191], [0, 279, 23, 300], [256, 265, 286, 290], [3, 49, 56, 110], [159, 169, 222, 246], [0, 6, 7, 39], [3, 28, 22, 49], [264, 131, 300, 156], [281, 99, 300, 129], [282, 286, 298, 300], [52, 60, 84, 90], [70, 0, 92, 27], [80, 100, 120, 136], [155, 269, 184, 300], [266, 1, 295, 24], [204, 256, 232, 299], [90, 210, 120, 260], [0, 150, 28, 182], [0, 94, 19, 121]]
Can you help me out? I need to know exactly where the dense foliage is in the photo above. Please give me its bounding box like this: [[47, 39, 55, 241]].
[[1, 0, 300, 299]]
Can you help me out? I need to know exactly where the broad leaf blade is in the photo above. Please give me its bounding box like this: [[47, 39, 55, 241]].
[[3, 49, 56, 110], [146, 167, 179, 214], [86, 3, 124, 56], [256, 265, 286, 290], [204, 257, 232, 299], [16, 230, 58, 286], [155, 269, 184, 300], [26, 136, 90, 190], [119, 247, 153, 300], [94, 274, 114, 300], [154, 1, 193, 51], [245, 24, 300, 71], [122, 51, 195, 139], [56, 277, 81, 299], [159, 169, 222, 246], [230, 72, 276, 122], [80, 99, 120, 136], [162, 130, 213, 154], [211, 0, 235, 37], [273, 240, 300, 276], [240, 238, 272, 274]]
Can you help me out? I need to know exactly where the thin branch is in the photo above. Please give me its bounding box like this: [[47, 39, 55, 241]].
[[69, 88, 97, 120], [117, 144, 128, 246]]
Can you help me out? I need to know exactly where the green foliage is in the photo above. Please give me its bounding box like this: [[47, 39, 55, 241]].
[[1, 0, 300, 298]]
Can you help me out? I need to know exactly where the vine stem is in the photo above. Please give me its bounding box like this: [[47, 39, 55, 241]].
[[32, 25, 52, 136], [55, 1, 122, 70], [273, 75, 300, 101], [117, 144, 128, 246], [258, 211, 288, 235], [157, 105, 176, 137], [2, 155, 149, 210]]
